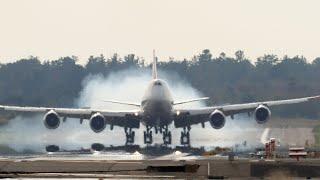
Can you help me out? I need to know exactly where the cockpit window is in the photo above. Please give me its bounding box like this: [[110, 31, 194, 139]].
[[154, 82, 162, 86]]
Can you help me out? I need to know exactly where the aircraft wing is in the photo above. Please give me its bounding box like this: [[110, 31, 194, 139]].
[[173, 95, 320, 128], [173, 97, 209, 105], [102, 100, 140, 107], [0, 105, 142, 128]]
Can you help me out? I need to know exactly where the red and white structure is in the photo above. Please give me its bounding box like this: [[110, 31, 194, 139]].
[[289, 147, 307, 161]]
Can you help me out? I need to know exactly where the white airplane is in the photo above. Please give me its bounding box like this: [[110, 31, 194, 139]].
[[0, 51, 319, 145]]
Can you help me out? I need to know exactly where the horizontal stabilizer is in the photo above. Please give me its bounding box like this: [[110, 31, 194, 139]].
[[173, 97, 209, 105], [102, 100, 140, 107]]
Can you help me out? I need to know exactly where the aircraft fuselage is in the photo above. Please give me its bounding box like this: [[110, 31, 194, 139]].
[[141, 79, 174, 128]]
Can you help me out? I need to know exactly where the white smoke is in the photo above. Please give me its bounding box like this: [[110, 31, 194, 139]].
[[0, 68, 264, 152], [75, 68, 205, 110]]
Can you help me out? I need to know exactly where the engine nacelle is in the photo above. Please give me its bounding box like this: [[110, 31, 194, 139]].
[[90, 112, 106, 133], [43, 110, 60, 129], [254, 105, 271, 124], [209, 110, 226, 129]]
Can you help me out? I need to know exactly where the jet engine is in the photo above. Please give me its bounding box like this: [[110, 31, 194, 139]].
[[43, 110, 60, 129], [209, 110, 226, 129], [254, 105, 271, 124], [90, 113, 106, 133]]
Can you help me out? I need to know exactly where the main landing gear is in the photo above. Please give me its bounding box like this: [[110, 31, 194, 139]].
[[162, 125, 172, 145], [126, 125, 190, 146], [144, 126, 153, 144], [125, 127, 135, 145], [180, 126, 191, 146], [143, 125, 172, 145]]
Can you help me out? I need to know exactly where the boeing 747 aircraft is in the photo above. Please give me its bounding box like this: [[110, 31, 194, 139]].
[[0, 52, 319, 145]]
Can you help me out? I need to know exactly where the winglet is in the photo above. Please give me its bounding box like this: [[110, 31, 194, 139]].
[[152, 50, 158, 79]]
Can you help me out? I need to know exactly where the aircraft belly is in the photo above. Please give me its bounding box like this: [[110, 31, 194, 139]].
[[142, 115, 173, 127], [142, 105, 173, 127]]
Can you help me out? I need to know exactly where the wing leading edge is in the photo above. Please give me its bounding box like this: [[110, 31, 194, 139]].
[[173, 95, 320, 127], [173, 97, 209, 106], [0, 105, 142, 128], [102, 100, 140, 107]]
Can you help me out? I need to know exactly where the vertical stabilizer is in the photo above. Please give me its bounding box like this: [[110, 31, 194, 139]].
[[152, 50, 158, 79]]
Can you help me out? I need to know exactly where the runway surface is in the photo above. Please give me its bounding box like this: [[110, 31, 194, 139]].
[[0, 152, 320, 179]]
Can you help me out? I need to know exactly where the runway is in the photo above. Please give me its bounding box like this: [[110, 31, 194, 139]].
[[0, 152, 320, 179]]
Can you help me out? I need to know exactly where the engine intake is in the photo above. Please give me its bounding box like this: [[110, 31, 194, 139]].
[[254, 105, 271, 124], [209, 110, 226, 129], [90, 113, 106, 133], [43, 110, 60, 129]]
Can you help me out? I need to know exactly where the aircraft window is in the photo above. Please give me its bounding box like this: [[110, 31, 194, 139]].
[[154, 82, 162, 86]]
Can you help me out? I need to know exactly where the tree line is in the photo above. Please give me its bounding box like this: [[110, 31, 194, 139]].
[[0, 49, 320, 119]]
